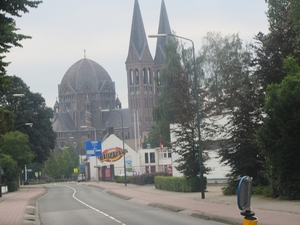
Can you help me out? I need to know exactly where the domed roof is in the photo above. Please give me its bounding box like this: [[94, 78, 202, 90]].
[[59, 58, 112, 93]]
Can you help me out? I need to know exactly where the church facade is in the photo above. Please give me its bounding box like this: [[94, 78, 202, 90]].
[[52, 0, 171, 156]]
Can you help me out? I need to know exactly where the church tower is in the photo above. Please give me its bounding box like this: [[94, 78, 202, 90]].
[[153, 0, 172, 91], [126, 0, 155, 141]]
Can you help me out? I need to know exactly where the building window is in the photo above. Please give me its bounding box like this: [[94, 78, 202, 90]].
[[145, 153, 149, 164], [150, 152, 155, 163]]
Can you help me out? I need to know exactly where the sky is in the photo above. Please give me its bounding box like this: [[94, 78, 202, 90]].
[[6, 0, 269, 109]]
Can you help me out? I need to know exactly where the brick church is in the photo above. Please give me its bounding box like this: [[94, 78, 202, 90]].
[[52, 0, 171, 155]]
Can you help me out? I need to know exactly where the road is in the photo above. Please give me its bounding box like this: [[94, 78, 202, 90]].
[[38, 183, 226, 225]]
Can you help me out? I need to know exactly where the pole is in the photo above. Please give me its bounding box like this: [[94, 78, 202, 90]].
[[93, 127, 99, 183]]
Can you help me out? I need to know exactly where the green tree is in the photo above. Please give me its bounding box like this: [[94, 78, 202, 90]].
[[2, 76, 56, 164], [0, 153, 19, 182], [44, 152, 59, 179], [200, 32, 267, 187], [0, 131, 34, 169], [257, 57, 300, 199], [56, 149, 73, 179]]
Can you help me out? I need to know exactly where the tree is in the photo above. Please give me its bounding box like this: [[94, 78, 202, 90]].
[[0, 0, 42, 78], [257, 57, 300, 199], [56, 150, 73, 179], [0, 153, 19, 182], [200, 32, 267, 188], [0, 131, 34, 169], [2, 76, 56, 164], [44, 152, 59, 179], [151, 36, 211, 178]]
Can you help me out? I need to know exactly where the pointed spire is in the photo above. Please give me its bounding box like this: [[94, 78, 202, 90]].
[[154, 0, 172, 65], [84, 49, 86, 58], [126, 0, 151, 61]]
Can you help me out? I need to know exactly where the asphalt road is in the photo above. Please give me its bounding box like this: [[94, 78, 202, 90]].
[[38, 183, 227, 225]]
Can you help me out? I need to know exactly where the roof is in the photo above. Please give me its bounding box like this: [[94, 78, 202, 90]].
[[102, 108, 131, 130], [59, 58, 112, 94], [52, 112, 77, 132], [154, 0, 172, 65]]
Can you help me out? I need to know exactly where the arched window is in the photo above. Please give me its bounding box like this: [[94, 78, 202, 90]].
[[135, 69, 139, 85], [80, 111, 84, 121], [148, 69, 151, 84], [143, 68, 147, 84], [157, 70, 161, 86], [130, 70, 134, 85]]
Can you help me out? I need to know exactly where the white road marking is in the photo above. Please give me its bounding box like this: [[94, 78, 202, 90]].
[[65, 185, 126, 225]]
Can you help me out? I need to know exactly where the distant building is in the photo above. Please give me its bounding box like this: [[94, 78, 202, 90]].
[[51, 1, 172, 177]]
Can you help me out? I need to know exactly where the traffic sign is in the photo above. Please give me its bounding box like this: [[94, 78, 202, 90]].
[[85, 141, 102, 157]]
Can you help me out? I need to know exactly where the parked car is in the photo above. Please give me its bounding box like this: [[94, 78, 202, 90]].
[[77, 174, 86, 182]]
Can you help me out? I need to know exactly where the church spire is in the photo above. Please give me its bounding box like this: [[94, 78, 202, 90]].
[[126, 0, 152, 62], [154, 0, 172, 65]]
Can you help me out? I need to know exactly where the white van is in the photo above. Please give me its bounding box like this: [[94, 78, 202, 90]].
[[77, 174, 86, 182]]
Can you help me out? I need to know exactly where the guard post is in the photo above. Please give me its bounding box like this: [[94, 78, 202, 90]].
[[237, 176, 258, 225]]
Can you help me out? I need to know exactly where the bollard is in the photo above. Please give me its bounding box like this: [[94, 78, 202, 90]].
[[241, 210, 257, 225]]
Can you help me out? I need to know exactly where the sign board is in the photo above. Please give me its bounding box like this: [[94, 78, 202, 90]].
[[85, 141, 102, 157], [237, 176, 253, 211], [79, 163, 85, 171]]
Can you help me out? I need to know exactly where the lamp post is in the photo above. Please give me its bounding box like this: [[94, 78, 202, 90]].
[[149, 33, 204, 199], [102, 109, 126, 186], [15, 123, 33, 131], [80, 125, 99, 182]]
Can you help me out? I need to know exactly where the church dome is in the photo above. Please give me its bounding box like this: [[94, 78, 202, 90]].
[[59, 58, 112, 93]]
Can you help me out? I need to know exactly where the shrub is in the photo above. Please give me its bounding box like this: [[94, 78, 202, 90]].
[[155, 176, 207, 192]]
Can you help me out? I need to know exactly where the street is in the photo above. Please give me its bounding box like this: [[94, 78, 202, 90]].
[[38, 183, 226, 225]]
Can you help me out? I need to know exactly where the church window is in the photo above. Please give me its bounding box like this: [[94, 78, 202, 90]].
[[143, 68, 147, 84], [148, 69, 151, 84], [80, 112, 84, 121], [135, 69, 139, 85], [157, 70, 161, 86], [130, 70, 134, 85]]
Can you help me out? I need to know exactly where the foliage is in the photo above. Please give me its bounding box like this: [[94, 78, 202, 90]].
[[0, 131, 34, 169], [154, 176, 207, 192], [0, 153, 19, 182], [44, 152, 59, 179], [0, 109, 14, 134], [2, 76, 56, 164], [56, 149, 74, 178], [257, 57, 300, 199], [0, 0, 42, 78], [199, 32, 268, 188], [64, 144, 79, 168]]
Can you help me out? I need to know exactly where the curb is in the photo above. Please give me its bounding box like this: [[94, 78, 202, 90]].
[[22, 187, 47, 225]]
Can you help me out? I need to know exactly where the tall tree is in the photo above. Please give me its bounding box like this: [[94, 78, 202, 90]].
[[151, 36, 210, 178], [200, 32, 267, 187], [2, 76, 56, 164], [257, 57, 300, 199]]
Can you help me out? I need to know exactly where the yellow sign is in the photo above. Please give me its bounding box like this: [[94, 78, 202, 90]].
[[74, 168, 78, 173]]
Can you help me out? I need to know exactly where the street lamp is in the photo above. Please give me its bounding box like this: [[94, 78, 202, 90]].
[[15, 123, 33, 130], [102, 109, 126, 186], [80, 125, 99, 182], [149, 33, 205, 199]]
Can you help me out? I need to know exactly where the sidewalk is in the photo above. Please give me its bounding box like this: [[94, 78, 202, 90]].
[[85, 182, 300, 225], [0, 185, 46, 225]]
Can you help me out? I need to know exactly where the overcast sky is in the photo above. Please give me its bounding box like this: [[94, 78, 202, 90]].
[[6, 0, 269, 109]]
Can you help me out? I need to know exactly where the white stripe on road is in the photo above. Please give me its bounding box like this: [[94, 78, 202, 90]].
[[65, 185, 126, 225]]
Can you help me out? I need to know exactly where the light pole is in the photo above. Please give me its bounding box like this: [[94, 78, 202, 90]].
[[81, 125, 99, 182], [15, 123, 33, 130], [102, 109, 126, 186], [149, 33, 204, 199]]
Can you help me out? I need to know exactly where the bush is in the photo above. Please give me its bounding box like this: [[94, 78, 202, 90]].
[[6, 180, 19, 192], [154, 176, 207, 192], [222, 185, 236, 195], [115, 172, 169, 185]]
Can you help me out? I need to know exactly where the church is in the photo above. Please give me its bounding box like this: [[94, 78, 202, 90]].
[[52, 0, 171, 155]]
